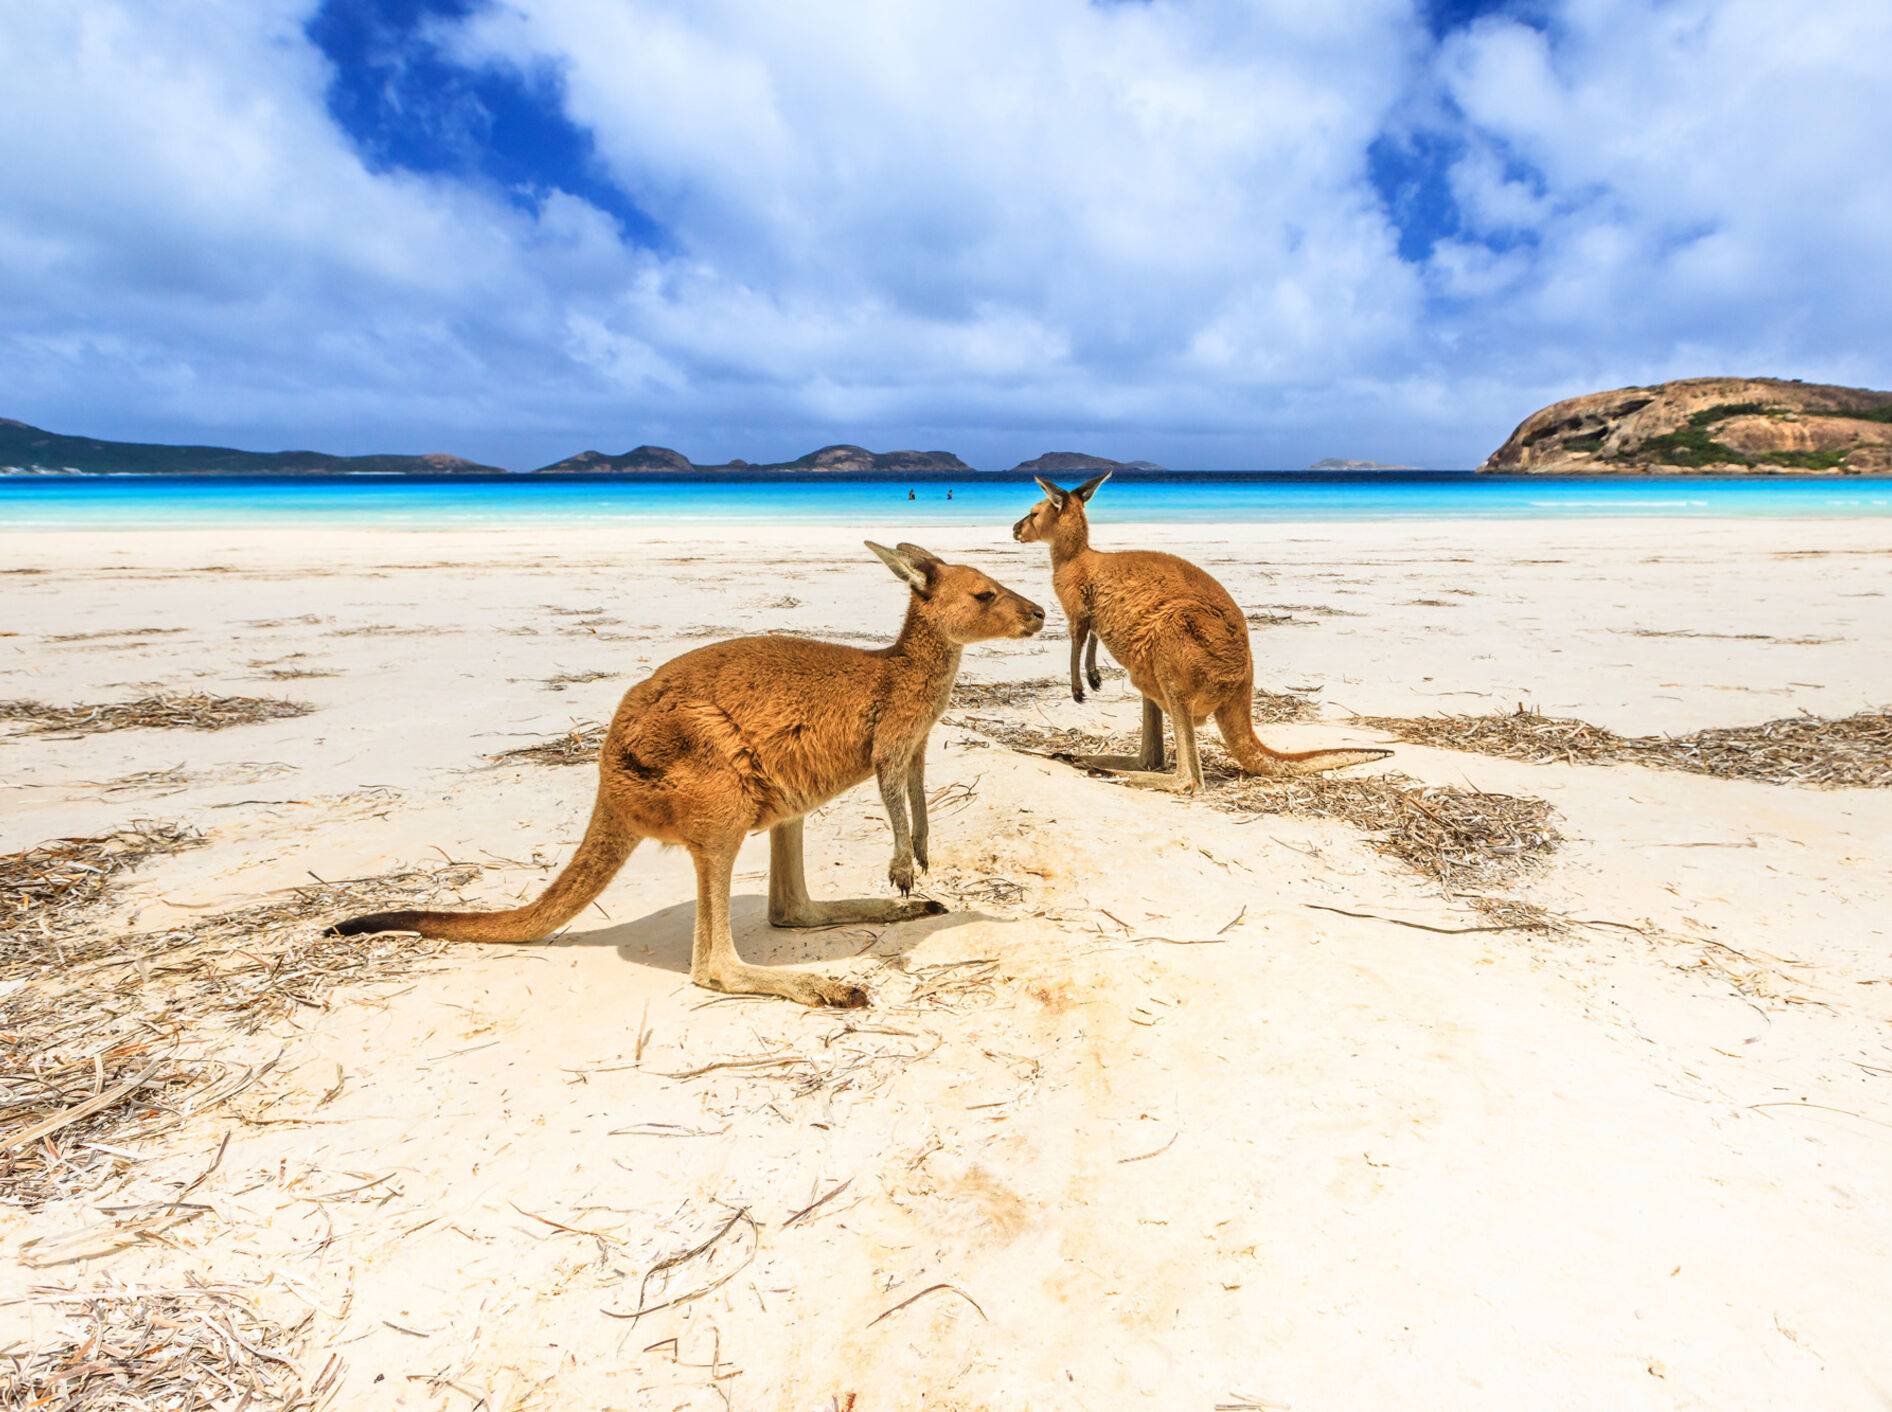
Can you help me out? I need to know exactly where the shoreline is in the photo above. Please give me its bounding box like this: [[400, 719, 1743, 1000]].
[[9, 512, 1892, 548]]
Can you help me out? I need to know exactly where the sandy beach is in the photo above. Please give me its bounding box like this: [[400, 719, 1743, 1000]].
[[4, 515, 1890, 1409]]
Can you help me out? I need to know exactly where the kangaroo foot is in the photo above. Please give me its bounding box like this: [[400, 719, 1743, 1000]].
[[1104, 768, 1200, 794], [698, 962, 869, 1008], [770, 897, 947, 928], [1074, 752, 1145, 772]]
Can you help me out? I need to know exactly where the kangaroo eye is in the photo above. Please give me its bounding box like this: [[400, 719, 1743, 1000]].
[[973, 590, 996, 603]]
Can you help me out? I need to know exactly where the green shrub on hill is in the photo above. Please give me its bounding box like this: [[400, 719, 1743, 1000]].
[[1831, 403, 1892, 424], [1686, 402, 1771, 427], [1629, 426, 1750, 468]]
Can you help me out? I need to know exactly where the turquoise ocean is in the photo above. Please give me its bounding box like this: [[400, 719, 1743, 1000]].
[[3, 471, 1891, 529]]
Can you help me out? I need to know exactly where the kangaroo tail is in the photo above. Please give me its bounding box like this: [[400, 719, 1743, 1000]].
[[326, 798, 637, 943], [1213, 690, 1392, 778]]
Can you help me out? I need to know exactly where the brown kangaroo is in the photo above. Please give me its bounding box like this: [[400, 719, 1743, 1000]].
[[329, 542, 1045, 1007], [1013, 474, 1389, 792]]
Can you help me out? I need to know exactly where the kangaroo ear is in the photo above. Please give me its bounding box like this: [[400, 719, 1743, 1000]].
[[893, 541, 944, 571], [1074, 470, 1111, 502], [865, 540, 933, 596], [1033, 477, 1068, 509]]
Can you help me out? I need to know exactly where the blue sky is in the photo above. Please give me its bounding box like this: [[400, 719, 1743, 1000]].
[[2, 1, 1887, 469]]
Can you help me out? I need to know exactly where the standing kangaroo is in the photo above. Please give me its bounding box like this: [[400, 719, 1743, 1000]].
[[329, 542, 1045, 1008], [1013, 474, 1389, 792]]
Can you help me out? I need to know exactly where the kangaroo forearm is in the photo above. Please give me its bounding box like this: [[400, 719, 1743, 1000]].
[[906, 754, 928, 860], [878, 759, 920, 894], [1069, 623, 1091, 699], [876, 763, 912, 853]]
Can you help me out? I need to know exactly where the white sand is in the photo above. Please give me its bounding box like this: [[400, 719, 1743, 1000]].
[[3, 516, 1890, 1408]]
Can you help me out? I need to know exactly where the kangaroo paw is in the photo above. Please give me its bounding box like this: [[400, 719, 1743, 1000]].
[[772, 897, 946, 927], [700, 964, 869, 1008]]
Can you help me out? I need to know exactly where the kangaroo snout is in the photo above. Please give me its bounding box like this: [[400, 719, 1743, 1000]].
[[1019, 600, 1046, 636]]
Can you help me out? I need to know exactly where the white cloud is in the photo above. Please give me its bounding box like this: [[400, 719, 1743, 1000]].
[[1431, 0, 1892, 382], [0, 0, 1886, 468], [446, 0, 1431, 407]]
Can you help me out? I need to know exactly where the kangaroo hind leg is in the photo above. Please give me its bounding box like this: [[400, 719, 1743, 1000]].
[[693, 837, 868, 1008], [1089, 693, 1200, 794], [1074, 696, 1166, 774], [766, 819, 944, 929]]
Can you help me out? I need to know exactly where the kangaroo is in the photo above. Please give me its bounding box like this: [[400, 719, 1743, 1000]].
[[329, 542, 1045, 1008], [1013, 474, 1389, 792]]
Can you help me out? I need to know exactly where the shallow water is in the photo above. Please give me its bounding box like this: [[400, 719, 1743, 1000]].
[[4, 470, 1890, 529]]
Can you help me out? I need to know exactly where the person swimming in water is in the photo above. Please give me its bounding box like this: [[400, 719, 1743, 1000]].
[[908, 488, 916, 500], [946, 488, 953, 500]]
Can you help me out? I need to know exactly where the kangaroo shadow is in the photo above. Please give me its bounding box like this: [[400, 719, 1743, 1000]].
[[551, 893, 993, 976]]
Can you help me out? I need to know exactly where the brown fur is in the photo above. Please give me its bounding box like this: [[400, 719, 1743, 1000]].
[[1014, 475, 1390, 791], [329, 542, 1044, 1007]]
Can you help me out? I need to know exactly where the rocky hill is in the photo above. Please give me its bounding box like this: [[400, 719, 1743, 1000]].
[[0, 419, 505, 476], [536, 445, 693, 474], [1010, 451, 1164, 473], [1480, 378, 1892, 475], [767, 444, 971, 473], [534, 443, 972, 474], [1308, 457, 1415, 470]]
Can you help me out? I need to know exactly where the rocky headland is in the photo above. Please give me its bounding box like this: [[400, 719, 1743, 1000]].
[[1480, 378, 1892, 475]]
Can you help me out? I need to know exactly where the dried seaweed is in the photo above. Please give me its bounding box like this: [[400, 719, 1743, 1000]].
[[545, 669, 615, 692], [46, 626, 188, 645], [1359, 705, 1891, 788], [1, 1284, 338, 1409], [950, 676, 1066, 709], [97, 766, 194, 799], [958, 716, 1558, 889], [1, 862, 474, 1206], [1213, 765, 1560, 890], [1464, 894, 1563, 932], [1617, 628, 1839, 645], [255, 666, 340, 681], [331, 623, 437, 637], [947, 715, 1135, 760], [949, 679, 1312, 723], [490, 720, 607, 767], [1249, 689, 1318, 724], [1, 822, 202, 943], [0, 693, 314, 736]]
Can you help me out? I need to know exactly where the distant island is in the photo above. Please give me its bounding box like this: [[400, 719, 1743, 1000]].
[[1008, 451, 1164, 473], [537, 446, 1169, 474], [2, 419, 1188, 477], [0, 418, 503, 476], [535, 443, 972, 474], [1307, 457, 1415, 470], [1481, 377, 1892, 475]]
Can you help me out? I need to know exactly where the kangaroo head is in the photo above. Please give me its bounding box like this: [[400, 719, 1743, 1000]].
[[866, 541, 1045, 642], [1012, 472, 1110, 547]]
